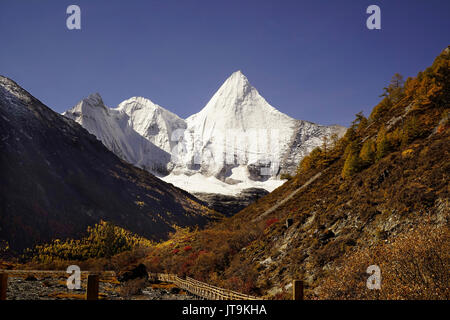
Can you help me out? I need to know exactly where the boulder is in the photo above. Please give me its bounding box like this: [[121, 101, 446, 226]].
[[193, 187, 269, 216], [118, 263, 148, 282], [319, 230, 335, 244], [170, 287, 181, 294], [24, 275, 38, 281]]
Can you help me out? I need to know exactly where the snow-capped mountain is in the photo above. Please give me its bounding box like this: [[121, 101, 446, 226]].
[[163, 71, 346, 194], [63, 94, 171, 174], [117, 96, 186, 153], [63, 71, 346, 195], [172, 71, 297, 176]]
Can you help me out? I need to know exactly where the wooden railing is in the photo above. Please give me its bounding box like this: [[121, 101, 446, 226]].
[[149, 273, 264, 300]]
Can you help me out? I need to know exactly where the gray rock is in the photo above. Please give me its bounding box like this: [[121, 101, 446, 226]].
[[194, 187, 269, 216]]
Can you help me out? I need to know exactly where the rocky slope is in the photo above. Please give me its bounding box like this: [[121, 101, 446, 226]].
[[0, 76, 219, 252], [193, 188, 269, 216]]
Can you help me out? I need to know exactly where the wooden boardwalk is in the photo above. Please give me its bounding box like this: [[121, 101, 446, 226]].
[[150, 273, 264, 300]]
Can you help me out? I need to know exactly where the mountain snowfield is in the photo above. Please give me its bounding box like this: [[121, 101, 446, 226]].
[[63, 71, 346, 195]]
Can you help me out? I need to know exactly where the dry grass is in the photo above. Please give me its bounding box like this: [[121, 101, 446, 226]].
[[100, 277, 121, 285], [47, 292, 85, 300], [150, 282, 177, 290], [47, 292, 109, 300], [316, 224, 450, 300]]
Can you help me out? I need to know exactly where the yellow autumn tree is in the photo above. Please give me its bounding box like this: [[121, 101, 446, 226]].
[[341, 141, 361, 179], [359, 139, 376, 167], [376, 125, 390, 161], [23, 221, 153, 263]]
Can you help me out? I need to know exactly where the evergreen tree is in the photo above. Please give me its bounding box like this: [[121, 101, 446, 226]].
[[381, 73, 405, 103], [322, 135, 329, 154], [341, 141, 361, 178], [330, 133, 340, 148], [297, 147, 323, 172], [353, 111, 368, 132], [376, 125, 390, 161], [103, 221, 117, 258], [402, 116, 420, 145], [343, 126, 357, 149], [342, 152, 361, 179], [360, 139, 376, 166]]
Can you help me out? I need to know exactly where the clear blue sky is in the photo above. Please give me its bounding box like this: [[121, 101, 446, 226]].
[[0, 1, 449, 126]]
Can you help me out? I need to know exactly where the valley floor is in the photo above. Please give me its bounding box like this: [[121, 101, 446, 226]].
[[3, 273, 195, 300]]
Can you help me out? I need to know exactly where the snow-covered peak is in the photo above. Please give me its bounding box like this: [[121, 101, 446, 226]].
[[85, 92, 103, 105], [189, 71, 289, 125], [171, 71, 306, 183], [63, 94, 171, 175], [226, 70, 250, 91], [185, 70, 297, 159], [117, 96, 158, 113], [117, 96, 186, 153], [77, 93, 106, 111], [118, 96, 182, 123], [64, 93, 107, 119]]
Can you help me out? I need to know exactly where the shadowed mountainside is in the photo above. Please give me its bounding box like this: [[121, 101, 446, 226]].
[[0, 76, 220, 252]]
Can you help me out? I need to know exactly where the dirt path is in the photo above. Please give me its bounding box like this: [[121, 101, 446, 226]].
[[253, 170, 324, 222]]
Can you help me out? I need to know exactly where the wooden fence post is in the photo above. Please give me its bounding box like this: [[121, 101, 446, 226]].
[[0, 273, 7, 300], [86, 274, 99, 300], [293, 280, 303, 300]]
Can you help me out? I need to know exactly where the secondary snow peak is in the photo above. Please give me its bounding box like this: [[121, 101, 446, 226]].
[[63, 94, 172, 175], [84, 93, 104, 106], [117, 96, 158, 113], [117, 96, 187, 153]]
